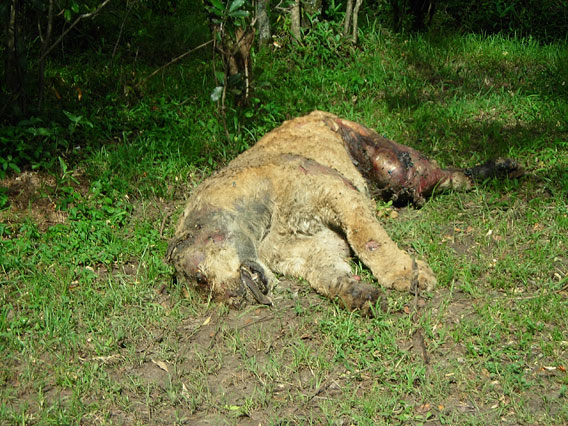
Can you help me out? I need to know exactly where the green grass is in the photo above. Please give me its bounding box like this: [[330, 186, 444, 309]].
[[1, 26, 568, 424]]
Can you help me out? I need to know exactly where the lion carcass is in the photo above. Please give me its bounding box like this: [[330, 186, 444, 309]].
[[167, 111, 521, 312]]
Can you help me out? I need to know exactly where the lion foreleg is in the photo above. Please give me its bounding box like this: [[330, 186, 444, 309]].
[[322, 188, 436, 292]]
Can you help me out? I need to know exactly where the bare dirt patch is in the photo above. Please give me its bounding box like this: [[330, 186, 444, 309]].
[[1, 171, 68, 230], [0, 169, 90, 231]]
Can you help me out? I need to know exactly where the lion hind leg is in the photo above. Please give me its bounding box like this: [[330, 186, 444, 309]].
[[259, 228, 383, 314]]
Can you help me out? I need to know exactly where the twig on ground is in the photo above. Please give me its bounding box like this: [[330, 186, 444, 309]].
[[237, 314, 275, 330], [159, 208, 172, 239], [413, 329, 430, 364]]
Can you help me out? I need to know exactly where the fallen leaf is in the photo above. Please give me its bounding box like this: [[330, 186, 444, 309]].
[[416, 403, 431, 413], [225, 405, 241, 411], [151, 359, 169, 373], [181, 382, 190, 399], [202, 316, 211, 326]]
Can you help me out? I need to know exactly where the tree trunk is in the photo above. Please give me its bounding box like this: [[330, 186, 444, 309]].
[[4, 0, 26, 117], [255, 0, 271, 47], [38, 0, 54, 111], [344, 0, 353, 35], [390, 0, 401, 32], [291, 0, 301, 40], [344, 0, 363, 43], [352, 0, 363, 43]]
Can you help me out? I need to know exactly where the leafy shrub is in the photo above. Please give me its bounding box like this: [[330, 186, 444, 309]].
[[0, 112, 94, 176]]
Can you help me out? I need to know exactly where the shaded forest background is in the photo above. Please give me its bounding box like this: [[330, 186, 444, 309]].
[[1, 0, 567, 178]]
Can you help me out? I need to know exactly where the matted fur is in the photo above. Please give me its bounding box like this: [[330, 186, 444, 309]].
[[167, 111, 439, 313]]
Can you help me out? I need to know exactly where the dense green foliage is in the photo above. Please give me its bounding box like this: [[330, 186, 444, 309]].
[[1, 1, 567, 423], [1, 0, 567, 171], [1, 0, 212, 175]]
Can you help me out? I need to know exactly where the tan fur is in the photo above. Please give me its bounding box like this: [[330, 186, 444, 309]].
[[168, 111, 436, 313]]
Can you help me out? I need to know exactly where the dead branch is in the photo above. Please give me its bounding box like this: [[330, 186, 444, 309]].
[[138, 40, 214, 87], [112, 0, 135, 58]]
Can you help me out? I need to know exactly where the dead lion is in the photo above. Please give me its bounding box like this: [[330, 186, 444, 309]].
[[167, 111, 522, 313]]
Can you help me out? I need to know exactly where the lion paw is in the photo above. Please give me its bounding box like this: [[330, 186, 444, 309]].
[[413, 259, 436, 291], [337, 279, 386, 316], [388, 259, 436, 292]]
